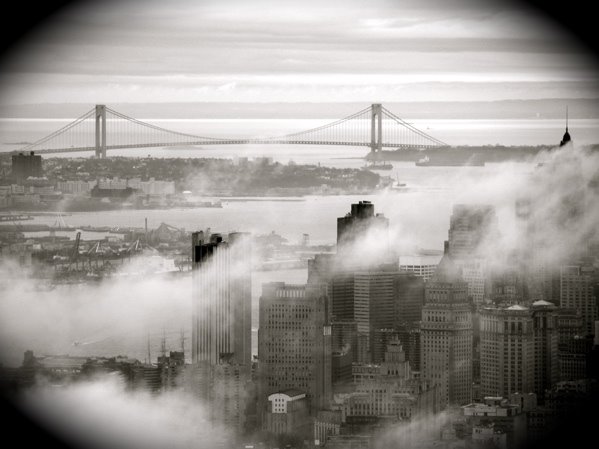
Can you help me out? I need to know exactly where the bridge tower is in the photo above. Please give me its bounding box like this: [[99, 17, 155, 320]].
[[95, 104, 106, 158], [370, 103, 383, 155]]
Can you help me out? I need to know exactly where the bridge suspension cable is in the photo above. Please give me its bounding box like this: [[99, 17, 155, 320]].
[[381, 106, 449, 147], [104, 107, 222, 143], [19, 107, 96, 153], [264, 106, 372, 144]]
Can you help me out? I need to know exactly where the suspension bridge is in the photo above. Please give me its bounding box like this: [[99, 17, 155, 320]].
[[15, 104, 449, 158]]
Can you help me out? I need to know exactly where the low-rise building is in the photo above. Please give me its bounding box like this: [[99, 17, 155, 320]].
[[264, 390, 311, 438]]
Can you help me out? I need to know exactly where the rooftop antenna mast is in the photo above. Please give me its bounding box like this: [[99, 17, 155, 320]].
[[180, 328, 186, 354], [161, 328, 167, 357], [147, 333, 151, 365]]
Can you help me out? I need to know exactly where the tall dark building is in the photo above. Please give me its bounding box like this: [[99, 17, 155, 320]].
[[191, 230, 251, 367], [531, 300, 559, 403], [258, 282, 331, 414], [559, 108, 572, 147], [11, 151, 42, 182], [336, 200, 389, 251], [420, 250, 473, 408], [447, 204, 497, 259], [190, 230, 252, 434], [394, 272, 425, 326], [354, 271, 396, 363], [560, 263, 598, 336]]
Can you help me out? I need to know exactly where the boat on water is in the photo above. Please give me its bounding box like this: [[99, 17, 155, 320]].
[[415, 156, 430, 166], [388, 172, 409, 191], [415, 155, 485, 167], [390, 181, 409, 191], [370, 163, 393, 170], [365, 161, 393, 170]]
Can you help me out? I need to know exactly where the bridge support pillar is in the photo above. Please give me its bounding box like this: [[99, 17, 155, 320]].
[[95, 104, 106, 158], [370, 103, 382, 156]]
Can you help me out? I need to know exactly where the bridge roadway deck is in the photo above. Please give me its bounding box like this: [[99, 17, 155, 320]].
[[11, 141, 448, 155]]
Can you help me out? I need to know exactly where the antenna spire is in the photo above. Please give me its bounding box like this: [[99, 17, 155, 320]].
[[566, 105, 569, 131], [147, 333, 151, 364]]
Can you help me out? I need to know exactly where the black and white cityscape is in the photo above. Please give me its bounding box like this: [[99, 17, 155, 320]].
[[0, 1, 598, 448]]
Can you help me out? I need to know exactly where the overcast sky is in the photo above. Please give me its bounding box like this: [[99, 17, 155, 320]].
[[0, 0, 597, 105]]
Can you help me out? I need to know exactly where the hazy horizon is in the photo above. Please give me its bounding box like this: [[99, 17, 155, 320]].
[[1, 0, 598, 109]]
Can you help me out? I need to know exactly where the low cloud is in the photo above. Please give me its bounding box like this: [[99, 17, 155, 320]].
[[20, 375, 231, 449]]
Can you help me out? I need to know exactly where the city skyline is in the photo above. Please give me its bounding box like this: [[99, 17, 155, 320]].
[[0, 1, 598, 449]]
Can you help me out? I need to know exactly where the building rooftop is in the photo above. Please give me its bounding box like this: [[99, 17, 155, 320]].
[[507, 304, 529, 311], [269, 389, 306, 400]]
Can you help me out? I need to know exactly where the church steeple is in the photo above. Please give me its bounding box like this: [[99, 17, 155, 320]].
[[560, 106, 571, 147]]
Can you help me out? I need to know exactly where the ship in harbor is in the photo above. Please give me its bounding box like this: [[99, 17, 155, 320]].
[[415, 154, 485, 167], [365, 161, 393, 170]]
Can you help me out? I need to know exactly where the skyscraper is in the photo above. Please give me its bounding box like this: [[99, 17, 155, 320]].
[[351, 270, 424, 364], [190, 230, 252, 434], [191, 230, 252, 366], [560, 263, 598, 336], [420, 250, 473, 408], [515, 197, 559, 304], [394, 272, 425, 326], [336, 200, 389, 252], [559, 107, 572, 147], [447, 204, 497, 260], [354, 271, 396, 363], [11, 151, 42, 183], [480, 305, 534, 398], [531, 300, 558, 402], [447, 204, 498, 305], [258, 282, 332, 414]]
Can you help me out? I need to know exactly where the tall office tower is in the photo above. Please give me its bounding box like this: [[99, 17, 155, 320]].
[[531, 300, 559, 402], [560, 262, 598, 335], [351, 270, 424, 364], [515, 198, 544, 303], [190, 230, 252, 434], [516, 197, 565, 305], [447, 204, 497, 259], [556, 309, 588, 381], [447, 204, 497, 305], [308, 254, 351, 321], [394, 272, 425, 326], [11, 151, 42, 182], [336, 200, 389, 252], [556, 308, 585, 346], [420, 251, 473, 408], [354, 271, 396, 363], [480, 305, 534, 398], [308, 254, 397, 322], [258, 282, 331, 414], [191, 230, 252, 366]]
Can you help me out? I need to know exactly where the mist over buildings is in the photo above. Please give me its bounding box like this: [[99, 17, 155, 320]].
[[1, 140, 597, 447]]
